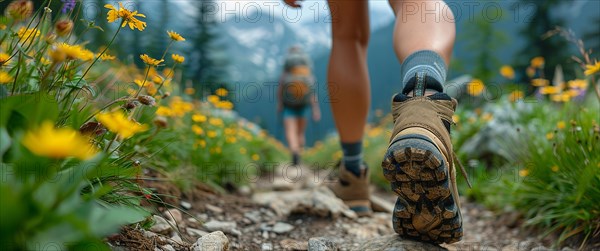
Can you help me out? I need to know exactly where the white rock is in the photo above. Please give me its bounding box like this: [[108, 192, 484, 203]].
[[308, 237, 338, 251], [205, 204, 224, 214], [271, 222, 294, 234], [180, 201, 192, 210], [204, 220, 240, 236], [244, 211, 261, 223], [187, 227, 209, 237], [252, 186, 356, 219], [191, 231, 229, 251], [150, 215, 172, 233]]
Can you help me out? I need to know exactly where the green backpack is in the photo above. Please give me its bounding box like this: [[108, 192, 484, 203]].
[[281, 74, 315, 109]]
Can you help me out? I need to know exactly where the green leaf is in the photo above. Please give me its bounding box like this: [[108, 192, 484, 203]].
[[0, 127, 11, 159]]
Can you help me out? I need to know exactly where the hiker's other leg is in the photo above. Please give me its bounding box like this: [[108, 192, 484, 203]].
[[296, 117, 307, 151], [389, 0, 455, 65], [284, 118, 300, 154], [327, 0, 370, 143]]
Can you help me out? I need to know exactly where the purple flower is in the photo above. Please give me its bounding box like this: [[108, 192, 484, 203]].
[[61, 0, 76, 13]]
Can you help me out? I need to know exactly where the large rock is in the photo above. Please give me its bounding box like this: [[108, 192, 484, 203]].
[[252, 186, 356, 219], [191, 231, 229, 251], [307, 237, 339, 251], [356, 235, 447, 251]]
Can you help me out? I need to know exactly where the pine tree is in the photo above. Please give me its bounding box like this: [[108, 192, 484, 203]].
[[461, 15, 508, 83], [185, 0, 228, 97], [513, 0, 571, 79]]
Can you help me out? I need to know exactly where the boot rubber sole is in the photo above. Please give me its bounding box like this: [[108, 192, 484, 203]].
[[382, 133, 462, 244]]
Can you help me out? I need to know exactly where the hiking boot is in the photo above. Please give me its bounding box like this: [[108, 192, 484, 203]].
[[327, 163, 372, 216], [381, 74, 469, 244]]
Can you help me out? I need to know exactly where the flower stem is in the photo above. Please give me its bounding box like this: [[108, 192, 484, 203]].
[[156, 63, 177, 94], [134, 66, 152, 97]]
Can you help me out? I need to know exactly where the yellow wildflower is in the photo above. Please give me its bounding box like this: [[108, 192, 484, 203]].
[[207, 95, 220, 104], [22, 121, 98, 160], [530, 57, 545, 68], [96, 111, 148, 138], [584, 61, 600, 76], [551, 93, 571, 102], [240, 147, 247, 154], [216, 88, 228, 97], [134, 79, 145, 87], [500, 65, 515, 80], [531, 78, 549, 87], [40, 57, 51, 65], [568, 79, 588, 89], [0, 71, 13, 84], [172, 54, 185, 64], [481, 113, 493, 122], [557, 121, 566, 130], [185, 87, 195, 95], [551, 165, 559, 172], [105, 2, 147, 31], [156, 106, 173, 117], [519, 169, 529, 177], [167, 30, 185, 41], [209, 118, 224, 126], [251, 154, 260, 161], [508, 90, 524, 102], [100, 53, 116, 61], [226, 137, 237, 143], [146, 83, 157, 95], [216, 101, 234, 110], [207, 130, 217, 138], [467, 79, 485, 96], [17, 27, 40, 41], [192, 114, 207, 123], [0, 52, 10, 66], [152, 75, 163, 84], [50, 43, 94, 61], [452, 115, 459, 124], [0, 24, 5, 30], [539, 86, 561, 95], [191, 125, 204, 135], [196, 140, 206, 148], [546, 132, 554, 140], [140, 54, 163, 66]]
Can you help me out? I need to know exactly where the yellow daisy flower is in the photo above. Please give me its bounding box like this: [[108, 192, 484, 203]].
[[508, 90, 524, 102], [467, 79, 485, 96], [167, 30, 185, 41], [192, 114, 207, 123], [171, 54, 185, 64], [100, 53, 116, 61], [530, 57, 545, 68], [215, 88, 228, 97], [531, 78, 549, 87], [191, 125, 204, 135], [105, 2, 147, 31], [96, 111, 148, 139], [499, 65, 515, 80], [0, 71, 14, 84], [22, 121, 98, 160], [17, 27, 40, 41], [0, 52, 10, 66], [252, 154, 260, 161], [584, 61, 600, 76], [140, 54, 163, 66]]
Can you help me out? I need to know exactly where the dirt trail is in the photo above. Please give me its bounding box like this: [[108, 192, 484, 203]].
[[108, 166, 575, 251]]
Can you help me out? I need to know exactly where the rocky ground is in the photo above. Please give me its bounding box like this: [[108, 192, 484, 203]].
[[107, 166, 581, 251]]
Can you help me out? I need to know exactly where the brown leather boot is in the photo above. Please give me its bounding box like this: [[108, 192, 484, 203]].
[[382, 76, 469, 244], [327, 163, 372, 216]]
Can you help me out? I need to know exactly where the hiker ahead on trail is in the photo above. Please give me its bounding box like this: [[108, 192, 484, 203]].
[[277, 45, 321, 166]]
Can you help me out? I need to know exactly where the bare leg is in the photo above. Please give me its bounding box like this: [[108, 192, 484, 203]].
[[296, 118, 307, 151], [284, 118, 300, 154], [327, 0, 370, 143], [389, 0, 455, 65]]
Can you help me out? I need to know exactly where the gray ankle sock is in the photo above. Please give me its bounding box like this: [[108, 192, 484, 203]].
[[400, 50, 447, 92], [341, 142, 363, 177]]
